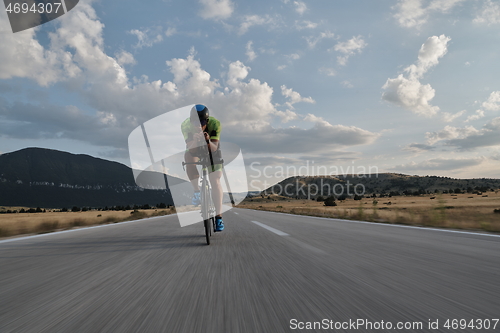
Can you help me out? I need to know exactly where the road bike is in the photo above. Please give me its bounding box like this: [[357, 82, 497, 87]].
[[182, 155, 222, 245]]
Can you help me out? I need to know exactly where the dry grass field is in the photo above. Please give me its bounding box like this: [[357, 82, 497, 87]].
[[1, 191, 499, 239], [238, 191, 500, 232], [0, 208, 175, 239]]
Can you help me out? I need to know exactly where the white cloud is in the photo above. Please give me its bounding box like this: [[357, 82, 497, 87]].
[[229, 122, 378, 154], [392, 157, 483, 171], [274, 109, 298, 123], [115, 50, 136, 66], [0, 7, 80, 86], [406, 35, 451, 79], [465, 110, 485, 122], [341, 81, 354, 88], [294, 1, 307, 15], [295, 20, 317, 30], [281, 85, 315, 109], [424, 118, 500, 149], [319, 67, 336, 76], [333, 36, 367, 65], [199, 0, 234, 20], [442, 117, 500, 149], [426, 125, 480, 145], [304, 31, 334, 48], [393, 0, 466, 28], [393, 0, 427, 28], [166, 51, 220, 97], [129, 28, 163, 48], [165, 27, 177, 37], [287, 53, 300, 60], [442, 110, 465, 122], [226, 60, 250, 87], [0, 1, 378, 158], [246, 41, 257, 62], [277, 65, 287, 70], [49, 1, 129, 90], [382, 74, 439, 117], [482, 91, 500, 111], [239, 15, 274, 35], [474, 0, 500, 24], [382, 35, 451, 117]]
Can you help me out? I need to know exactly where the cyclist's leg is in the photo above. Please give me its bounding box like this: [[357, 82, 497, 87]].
[[184, 150, 200, 191], [208, 169, 223, 217]]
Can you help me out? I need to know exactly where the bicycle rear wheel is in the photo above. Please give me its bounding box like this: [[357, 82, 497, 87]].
[[204, 218, 211, 245]]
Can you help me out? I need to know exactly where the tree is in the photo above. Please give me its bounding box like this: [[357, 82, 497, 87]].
[[324, 196, 337, 206]]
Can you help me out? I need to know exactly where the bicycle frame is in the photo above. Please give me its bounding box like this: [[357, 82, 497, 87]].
[[182, 155, 220, 244]]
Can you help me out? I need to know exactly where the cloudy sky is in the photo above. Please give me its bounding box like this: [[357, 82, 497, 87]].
[[1, 0, 499, 189]]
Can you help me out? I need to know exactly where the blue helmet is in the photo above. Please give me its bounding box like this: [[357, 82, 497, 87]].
[[190, 104, 209, 126]]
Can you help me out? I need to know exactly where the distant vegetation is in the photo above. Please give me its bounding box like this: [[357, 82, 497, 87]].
[[0, 203, 172, 214]]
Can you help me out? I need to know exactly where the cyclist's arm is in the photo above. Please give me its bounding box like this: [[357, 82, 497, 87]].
[[185, 132, 218, 153], [185, 128, 205, 151], [207, 139, 219, 152], [201, 131, 219, 152], [207, 118, 221, 153]]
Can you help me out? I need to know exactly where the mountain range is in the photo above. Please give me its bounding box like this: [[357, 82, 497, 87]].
[[0, 148, 185, 208], [2, 148, 499, 208]]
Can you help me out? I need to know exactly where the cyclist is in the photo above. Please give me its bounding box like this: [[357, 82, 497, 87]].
[[181, 104, 224, 232]]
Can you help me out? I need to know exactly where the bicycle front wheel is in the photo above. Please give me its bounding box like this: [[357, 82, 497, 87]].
[[201, 175, 211, 245]]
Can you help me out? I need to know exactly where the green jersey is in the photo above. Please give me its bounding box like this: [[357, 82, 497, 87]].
[[181, 116, 221, 143]]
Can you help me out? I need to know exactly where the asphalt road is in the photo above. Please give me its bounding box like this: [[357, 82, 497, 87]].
[[1, 208, 499, 332]]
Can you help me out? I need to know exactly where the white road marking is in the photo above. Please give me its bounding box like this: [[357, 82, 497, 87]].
[[250, 220, 325, 253], [234, 212, 239, 215], [245, 209, 500, 239], [251, 221, 289, 236]]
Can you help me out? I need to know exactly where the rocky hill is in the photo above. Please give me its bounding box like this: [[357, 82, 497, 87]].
[[262, 173, 500, 198]]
